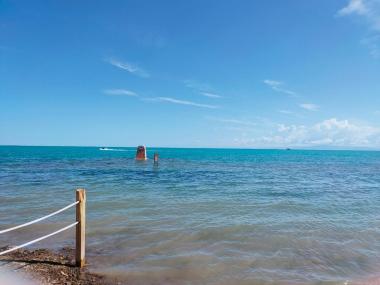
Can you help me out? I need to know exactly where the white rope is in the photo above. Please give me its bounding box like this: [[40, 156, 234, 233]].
[[0, 201, 79, 234], [0, 222, 78, 256]]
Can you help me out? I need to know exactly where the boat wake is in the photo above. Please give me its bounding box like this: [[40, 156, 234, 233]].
[[99, 148, 131, 152]]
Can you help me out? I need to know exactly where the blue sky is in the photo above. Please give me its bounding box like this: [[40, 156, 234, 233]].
[[1, 0, 380, 148]]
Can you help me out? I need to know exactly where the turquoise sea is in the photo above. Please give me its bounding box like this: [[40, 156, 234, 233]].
[[1, 146, 380, 284]]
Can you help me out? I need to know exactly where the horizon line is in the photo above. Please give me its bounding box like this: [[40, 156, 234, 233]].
[[1, 144, 380, 152]]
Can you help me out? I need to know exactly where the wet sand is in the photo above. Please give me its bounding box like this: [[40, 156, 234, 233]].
[[0, 247, 119, 285]]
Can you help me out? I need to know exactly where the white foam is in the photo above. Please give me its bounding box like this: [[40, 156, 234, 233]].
[[99, 148, 131, 152]]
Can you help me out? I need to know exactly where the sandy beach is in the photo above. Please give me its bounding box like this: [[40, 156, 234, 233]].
[[0, 247, 117, 285]]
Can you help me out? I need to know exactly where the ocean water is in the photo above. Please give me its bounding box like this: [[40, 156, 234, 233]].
[[1, 146, 380, 285]]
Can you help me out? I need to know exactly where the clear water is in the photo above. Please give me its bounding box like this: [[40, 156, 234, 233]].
[[1, 146, 380, 284]]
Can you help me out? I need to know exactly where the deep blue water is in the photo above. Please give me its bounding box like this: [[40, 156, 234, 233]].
[[1, 146, 380, 284]]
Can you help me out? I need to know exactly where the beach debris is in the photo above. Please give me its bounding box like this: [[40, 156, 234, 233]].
[[135, 145, 147, 160]]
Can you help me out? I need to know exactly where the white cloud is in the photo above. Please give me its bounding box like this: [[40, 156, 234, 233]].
[[300, 103, 319, 111], [263, 79, 282, 87], [338, 0, 369, 16], [233, 118, 380, 148], [338, 0, 380, 31], [154, 97, 219, 109], [338, 0, 380, 57], [201, 92, 222, 98], [263, 79, 297, 96], [104, 89, 138, 96], [105, 58, 150, 77]]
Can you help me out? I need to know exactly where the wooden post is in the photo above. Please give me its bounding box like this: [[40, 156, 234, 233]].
[[76, 189, 86, 267]]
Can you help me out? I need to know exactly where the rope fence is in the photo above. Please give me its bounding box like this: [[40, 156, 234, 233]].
[[0, 222, 78, 256], [0, 189, 86, 267], [0, 201, 79, 235]]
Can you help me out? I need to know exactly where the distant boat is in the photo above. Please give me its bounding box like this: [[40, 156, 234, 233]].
[[99, 147, 110, 151], [286, 148, 291, 151]]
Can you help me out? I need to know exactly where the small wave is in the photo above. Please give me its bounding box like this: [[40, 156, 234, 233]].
[[99, 148, 131, 152]]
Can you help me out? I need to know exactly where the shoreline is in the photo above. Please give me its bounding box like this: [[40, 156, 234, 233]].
[[2, 247, 380, 284], [2, 145, 380, 152], [0, 247, 119, 285]]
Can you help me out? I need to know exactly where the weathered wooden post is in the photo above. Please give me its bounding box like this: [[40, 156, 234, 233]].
[[76, 188, 86, 267]]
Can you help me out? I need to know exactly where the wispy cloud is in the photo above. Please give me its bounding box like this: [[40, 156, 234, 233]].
[[338, 0, 380, 31], [184, 79, 223, 99], [154, 97, 219, 109], [201, 92, 222, 98], [300, 103, 319, 111], [361, 34, 380, 58], [338, 0, 369, 16], [208, 117, 256, 126], [263, 80, 297, 97], [264, 79, 282, 86], [105, 58, 150, 77], [103, 87, 219, 109], [104, 89, 138, 96], [338, 0, 380, 57]]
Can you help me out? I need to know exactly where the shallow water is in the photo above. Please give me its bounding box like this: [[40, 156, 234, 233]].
[[1, 146, 380, 284]]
